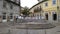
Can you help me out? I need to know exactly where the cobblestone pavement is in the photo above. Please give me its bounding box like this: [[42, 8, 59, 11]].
[[0, 19, 56, 34]]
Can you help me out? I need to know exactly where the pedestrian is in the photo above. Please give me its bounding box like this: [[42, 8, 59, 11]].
[[16, 16, 18, 23]]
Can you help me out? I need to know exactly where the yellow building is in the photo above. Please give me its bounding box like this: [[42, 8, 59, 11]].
[[29, 1, 45, 19], [29, 0, 60, 22], [42, 0, 60, 22]]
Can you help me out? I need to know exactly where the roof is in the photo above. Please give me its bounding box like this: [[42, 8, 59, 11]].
[[29, 0, 48, 11], [5, 0, 20, 6]]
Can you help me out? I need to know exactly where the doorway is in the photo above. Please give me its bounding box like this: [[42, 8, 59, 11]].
[[53, 13, 57, 20], [45, 13, 48, 20]]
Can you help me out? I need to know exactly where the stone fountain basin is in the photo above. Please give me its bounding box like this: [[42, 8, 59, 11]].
[[11, 22, 56, 29]]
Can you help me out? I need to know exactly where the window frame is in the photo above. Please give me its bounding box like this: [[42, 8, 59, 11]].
[[45, 2, 48, 7], [3, 13, 6, 19], [3, 1, 6, 8], [52, 0, 56, 5], [10, 3, 13, 9], [10, 13, 13, 19]]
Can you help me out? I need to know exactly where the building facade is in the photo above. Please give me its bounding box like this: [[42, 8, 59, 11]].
[[42, 0, 58, 22], [29, 0, 60, 34], [29, 1, 46, 19], [29, 0, 60, 22], [0, 0, 20, 22]]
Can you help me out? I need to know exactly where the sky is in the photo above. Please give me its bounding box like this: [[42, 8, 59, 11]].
[[21, 0, 38, 8]]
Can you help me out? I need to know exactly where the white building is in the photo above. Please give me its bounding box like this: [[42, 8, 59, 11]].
[[0, 0, 20, 22]]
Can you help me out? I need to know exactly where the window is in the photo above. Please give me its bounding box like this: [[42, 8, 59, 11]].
[[3, 1, 6, 8], [10, 3, 13, 9], [10, 13, 13, 19], [37, 7, 40, 11], [45, 2, 48, 6], [40, 6, 42, 11], [3, 13, 6, 19], [34, 7, 40, 12], [52, 0, 56, 5]]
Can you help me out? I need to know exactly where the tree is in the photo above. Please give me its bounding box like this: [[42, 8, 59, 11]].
[[22, 7, 30, 17]]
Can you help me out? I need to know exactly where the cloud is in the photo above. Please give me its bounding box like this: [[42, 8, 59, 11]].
[[21, 0, 38, 8]]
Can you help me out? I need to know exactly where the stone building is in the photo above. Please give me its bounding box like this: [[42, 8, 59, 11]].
[[0, 0, 20, 22]]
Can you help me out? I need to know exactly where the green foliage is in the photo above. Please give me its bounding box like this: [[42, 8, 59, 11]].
[[22, 7, 30, 16]]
